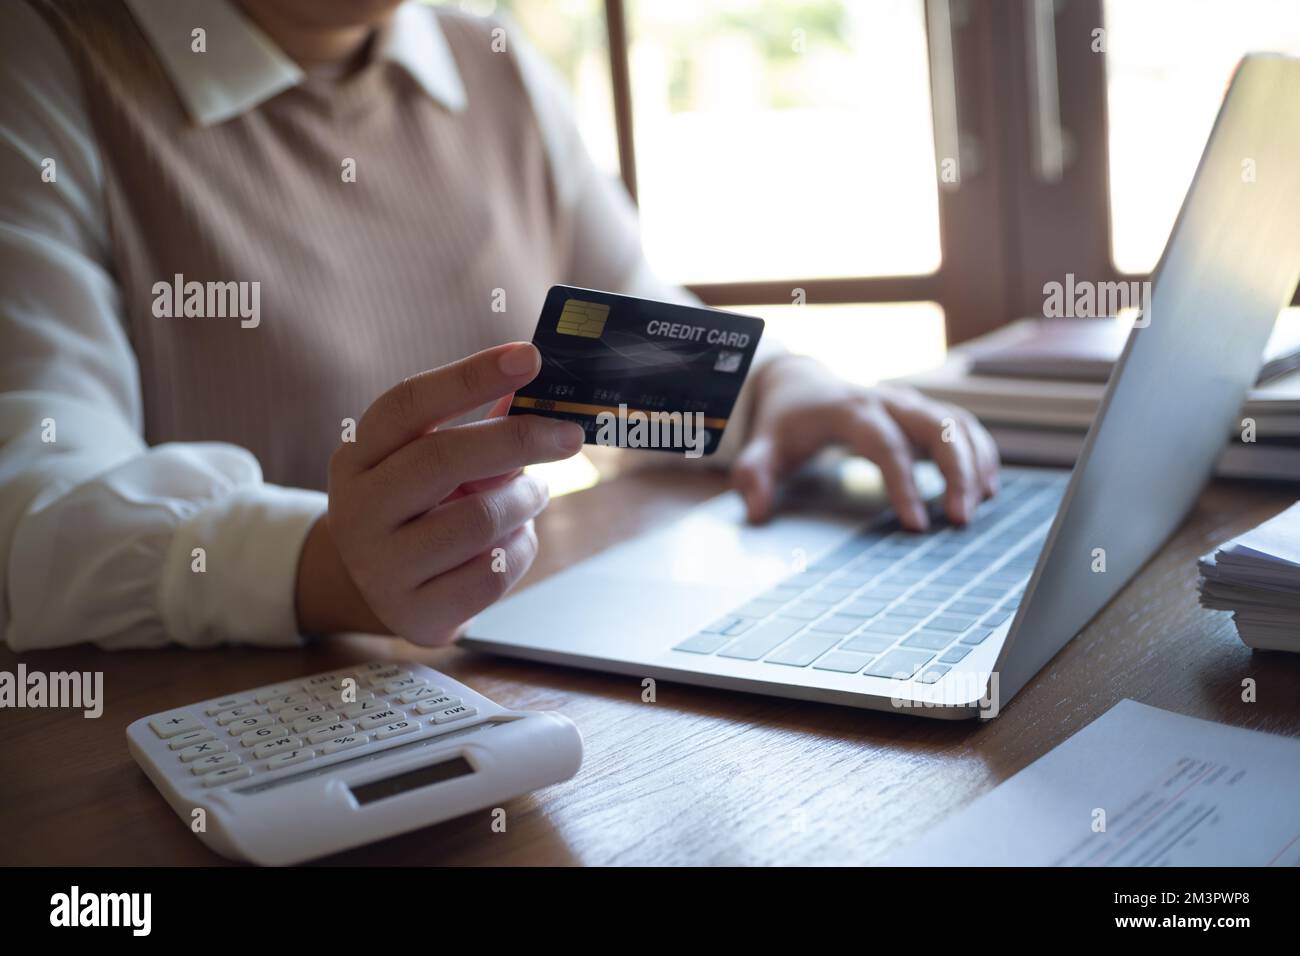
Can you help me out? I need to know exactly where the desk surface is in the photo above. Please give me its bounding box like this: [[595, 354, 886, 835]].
[[2, 471, 1298, 866]]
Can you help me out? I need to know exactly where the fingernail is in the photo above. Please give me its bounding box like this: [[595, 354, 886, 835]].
[[908, 501, 930, 531], [499, 343, 539, 378], [553, 421, 585, 452]]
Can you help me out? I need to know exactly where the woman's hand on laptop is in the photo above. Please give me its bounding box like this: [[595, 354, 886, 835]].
[[732, 355, 1000, 531], [295, 343, 585, 644]]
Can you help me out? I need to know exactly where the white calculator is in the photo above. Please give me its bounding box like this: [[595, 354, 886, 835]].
[[126, 661, 583, 864]]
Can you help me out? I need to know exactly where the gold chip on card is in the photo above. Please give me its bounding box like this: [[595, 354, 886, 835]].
[[556, 299, 610, 338]]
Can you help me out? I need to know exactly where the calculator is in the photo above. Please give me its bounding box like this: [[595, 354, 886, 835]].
[[126, 661, 583, 864]]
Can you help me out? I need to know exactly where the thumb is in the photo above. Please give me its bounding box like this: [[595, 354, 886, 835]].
[[732, 434, 780, 524]]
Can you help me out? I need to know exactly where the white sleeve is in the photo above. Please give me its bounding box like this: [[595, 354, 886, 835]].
[[0, 1, 325, 651], [509, 23, 788, 468]]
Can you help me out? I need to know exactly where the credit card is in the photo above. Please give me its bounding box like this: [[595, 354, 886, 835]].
[[510, 285, 765, 457]]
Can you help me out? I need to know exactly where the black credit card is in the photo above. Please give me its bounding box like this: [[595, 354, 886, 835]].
[[509, 285, 765, 457]]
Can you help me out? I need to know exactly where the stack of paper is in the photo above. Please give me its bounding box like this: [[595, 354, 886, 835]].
[[1199, 502, 1300, 651], [966, 312, 1300, 384], [893, 315, 1300, 481]]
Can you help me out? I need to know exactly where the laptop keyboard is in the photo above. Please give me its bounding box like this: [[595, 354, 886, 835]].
[[672, 471, 1069, 682]]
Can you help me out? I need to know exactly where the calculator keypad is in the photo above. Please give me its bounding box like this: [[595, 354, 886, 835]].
[[147, 664, 484, 788], [376, 720, 417, 739], [149, 711, 204, 738], [167, 728, 216, 750], [204, 765, 252, 786], [192, 752, 240, 774], [178, 740, 228, 761], [322, 734, 365, 754], [227, 713, 277, 734], [307, 722, 355, 744], [413, 695, 461, 715], [266, 749, 312, 770], [431, 704, 478, 724]]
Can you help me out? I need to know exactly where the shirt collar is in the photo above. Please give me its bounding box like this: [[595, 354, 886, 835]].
[[123, 0, 467, 127]]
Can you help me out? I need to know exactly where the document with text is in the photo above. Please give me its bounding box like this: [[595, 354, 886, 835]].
[[889, 699, 1300, 866]]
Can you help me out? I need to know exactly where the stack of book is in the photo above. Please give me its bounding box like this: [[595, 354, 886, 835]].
[[1199, 502, 1300, 651], [894, 313, 1300, 481]]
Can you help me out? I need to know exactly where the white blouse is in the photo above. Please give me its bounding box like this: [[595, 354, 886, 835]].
[[0, 0, 749, 651]]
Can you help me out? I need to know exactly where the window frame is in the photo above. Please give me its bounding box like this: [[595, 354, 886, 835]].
[[598, 0, 1289, 345]]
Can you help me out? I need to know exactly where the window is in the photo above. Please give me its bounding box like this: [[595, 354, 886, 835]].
[[1104, 0, 1300, 274], [475, 0, 1300, 364], [627, 0, 941, 286], [490, 0, 967, 379], [492, 0, 621, 177], [743, 301, 947, 387]]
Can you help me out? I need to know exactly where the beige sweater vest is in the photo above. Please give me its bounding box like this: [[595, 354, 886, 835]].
[[32, 0, 576, 490]]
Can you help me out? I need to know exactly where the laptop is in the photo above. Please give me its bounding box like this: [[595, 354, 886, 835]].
[[464, 55, 1300, 718]]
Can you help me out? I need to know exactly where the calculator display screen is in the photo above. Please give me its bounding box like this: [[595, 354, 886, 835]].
[[349, 756, 475, 805]]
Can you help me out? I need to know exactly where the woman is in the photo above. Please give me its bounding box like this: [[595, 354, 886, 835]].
[[0, 0, 998, 650]]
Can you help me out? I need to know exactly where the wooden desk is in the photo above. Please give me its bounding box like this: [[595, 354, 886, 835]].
[[2, 471, 1297, 865]]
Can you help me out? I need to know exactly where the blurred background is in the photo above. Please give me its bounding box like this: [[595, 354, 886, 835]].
[[439, 0, 1300, 383]]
